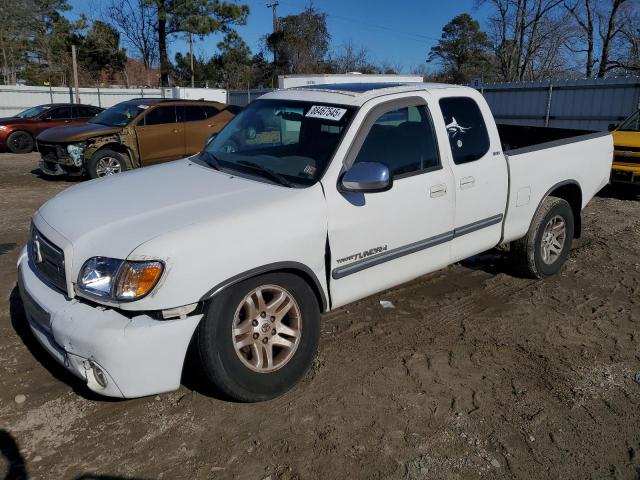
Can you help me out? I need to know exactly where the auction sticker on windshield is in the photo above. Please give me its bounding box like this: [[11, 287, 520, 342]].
[[306, 105, 347, 121]]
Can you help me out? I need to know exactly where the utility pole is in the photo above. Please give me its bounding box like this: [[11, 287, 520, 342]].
[[71, 44, 80, 104], [266, 2, 279, 63], [189, 32, 195, 88]]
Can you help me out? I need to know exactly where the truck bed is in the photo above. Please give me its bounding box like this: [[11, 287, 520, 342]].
[[500, 128, 613, 244], [497, 124, 595, 152]]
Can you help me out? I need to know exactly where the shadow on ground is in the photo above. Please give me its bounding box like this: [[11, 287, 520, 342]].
[[597, 184, 640, 201], [0, 429, 147, 480]]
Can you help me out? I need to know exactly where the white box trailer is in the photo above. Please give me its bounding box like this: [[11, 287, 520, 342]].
[[278, 73, 424, 89]]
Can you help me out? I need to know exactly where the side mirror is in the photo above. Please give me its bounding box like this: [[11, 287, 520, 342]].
[[608, 123, 617, 132], [339, 162, 392, 193], [42, 116, 52, 121]]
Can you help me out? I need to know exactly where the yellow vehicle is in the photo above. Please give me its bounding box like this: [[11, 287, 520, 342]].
[[610, 109, 640, 185]]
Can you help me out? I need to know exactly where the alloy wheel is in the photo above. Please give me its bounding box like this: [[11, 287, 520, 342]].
[[231, 285, 302, 373]]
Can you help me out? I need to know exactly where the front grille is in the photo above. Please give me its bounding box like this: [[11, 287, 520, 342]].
[[37, 142, 71, 164], [614, 155, 640, 165], [31, 227, 67, 295]]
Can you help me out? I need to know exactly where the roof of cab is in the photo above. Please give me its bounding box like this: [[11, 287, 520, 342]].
[[260, 82, 471, 107]]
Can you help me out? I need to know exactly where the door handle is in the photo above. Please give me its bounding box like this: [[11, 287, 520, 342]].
[[430, 184, 447, 198], [460, 176, 475, 189], [172, 128, 180, 133]]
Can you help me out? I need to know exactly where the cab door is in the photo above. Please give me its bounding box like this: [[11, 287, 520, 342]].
[[323, 95, 455, 308], [435, 94, 508, 262], [182, 105, 214, 155], [135, 105, 185, 165]]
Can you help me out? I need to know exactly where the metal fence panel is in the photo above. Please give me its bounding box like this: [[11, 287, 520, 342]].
[[0, 85, 168, 116], [227, 88, 273, 107], [481, 77, 640, 131]]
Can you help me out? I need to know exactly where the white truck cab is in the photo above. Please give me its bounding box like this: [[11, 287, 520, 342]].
[[18, 83, 613, 400]]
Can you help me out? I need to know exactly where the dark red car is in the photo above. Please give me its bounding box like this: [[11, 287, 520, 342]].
[[0, 103, 104, 153]]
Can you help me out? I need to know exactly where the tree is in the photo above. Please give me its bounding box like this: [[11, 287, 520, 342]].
[[108, 0, 159, 85], [212, 32, 253, 88], [330, 42, 379, 73], [267, 7, 331, 74], [564, 0, 639, 77], [428, 13, 492, 83], [150, 0, 249, 86], [479, 0, 570, 81], [24, 0, 86, 85], [78, 21, 127, 83], [0, 0, 38, 84]]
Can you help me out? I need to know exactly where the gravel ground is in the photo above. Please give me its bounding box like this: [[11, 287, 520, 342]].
[[0, 152, 639, 480]]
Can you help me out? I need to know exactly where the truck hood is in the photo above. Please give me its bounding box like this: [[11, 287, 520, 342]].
[[35, 159, 302, 265], [36, 122, 121, 142]]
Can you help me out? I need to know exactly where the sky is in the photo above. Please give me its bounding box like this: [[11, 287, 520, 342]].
[[67, 0, 491, 73]]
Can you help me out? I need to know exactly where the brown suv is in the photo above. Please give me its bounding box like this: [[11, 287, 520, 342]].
[[36, 98, 237, 178]]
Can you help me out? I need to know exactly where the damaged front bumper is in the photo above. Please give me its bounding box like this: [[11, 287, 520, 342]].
[[17, 247, 202, 398]]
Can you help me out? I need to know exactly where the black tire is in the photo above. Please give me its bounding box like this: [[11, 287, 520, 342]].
[[87, 149, 131, 179], [195, 272, 320, 402], [6, 131, 34, 154], [511, 197, 575, 279]]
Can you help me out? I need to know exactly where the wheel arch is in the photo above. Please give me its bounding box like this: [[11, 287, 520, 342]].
[[200, 262, 329, 312], [88, 141, 136, 167], [537, 180, 583, 238]]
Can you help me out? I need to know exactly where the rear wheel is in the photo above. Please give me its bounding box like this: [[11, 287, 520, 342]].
[[87, 149, 131, 179], [511, 197, 574, 278], [6, 131, 34, 154], [195, 272, 320, 402]]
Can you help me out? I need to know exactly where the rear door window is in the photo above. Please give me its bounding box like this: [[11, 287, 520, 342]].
[[144, 106, 177, 126], [203, 106, 220, 118], [183, 105, 207, 122], [439, 97, 490, 164], [74, 106, 99, 118], [48, 106, 72, 119]]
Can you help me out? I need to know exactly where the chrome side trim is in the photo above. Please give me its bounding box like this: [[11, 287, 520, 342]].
[[331, 214, 504, 280]]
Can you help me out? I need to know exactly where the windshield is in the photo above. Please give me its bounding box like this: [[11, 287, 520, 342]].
[[90, 102, 146, 127], [203, 99, 354, 186], [617, 110, 640, 132], [14, 105, 51, 118]]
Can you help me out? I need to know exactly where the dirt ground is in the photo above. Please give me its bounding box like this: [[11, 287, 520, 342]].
[[0, 152, 639, 480]]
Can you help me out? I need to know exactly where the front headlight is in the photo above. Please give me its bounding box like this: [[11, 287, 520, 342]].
[[77, 257, 163, 301], [66, 143, 85, 167]]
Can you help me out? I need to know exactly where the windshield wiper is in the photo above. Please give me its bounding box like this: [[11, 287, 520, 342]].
[[200, 151, 222, 171], [236, 160, 294, 188]]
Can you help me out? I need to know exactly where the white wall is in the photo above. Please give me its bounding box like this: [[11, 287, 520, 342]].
[[0, 85, 229, 117], [278, 74, 424, 89], [171, 87, 227, 103]]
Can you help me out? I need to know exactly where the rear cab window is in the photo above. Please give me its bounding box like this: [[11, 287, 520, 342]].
[[439, 97, 490, 164]]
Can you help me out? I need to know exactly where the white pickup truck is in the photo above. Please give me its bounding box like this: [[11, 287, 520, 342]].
[[18, 83, 612, 401]]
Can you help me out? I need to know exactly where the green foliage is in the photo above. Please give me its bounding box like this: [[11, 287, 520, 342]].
[[151, 0, 249, 85], [78, 21, 127, 82], [428, 13, 492, 84], [266, 7, 331, 75]]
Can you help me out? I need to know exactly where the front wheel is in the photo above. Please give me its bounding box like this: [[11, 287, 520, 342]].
[[6, 131, 34, 153], [195, 272, 320, 402], [511, 197, 574, 278], [87, 149, 131, 179]]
